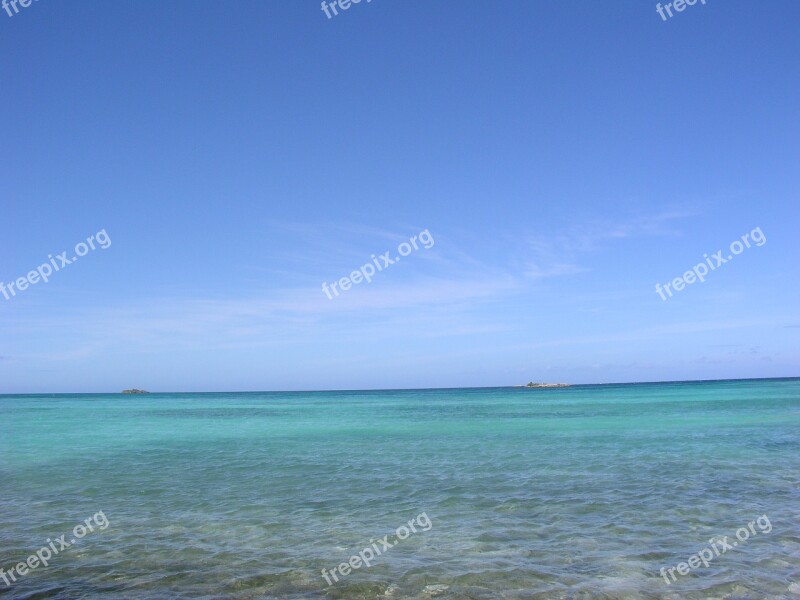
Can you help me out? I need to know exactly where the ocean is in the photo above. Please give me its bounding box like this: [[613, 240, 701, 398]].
[[1, 378, 799, 599]]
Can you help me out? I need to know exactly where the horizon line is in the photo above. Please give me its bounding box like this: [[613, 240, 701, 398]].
[[2, 375, 799, 396]]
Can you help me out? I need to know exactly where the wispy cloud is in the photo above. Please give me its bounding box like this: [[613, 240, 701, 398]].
[[518, 211, 691, 280], [5, 212, 695, 363], [559, 211, 690, 251]]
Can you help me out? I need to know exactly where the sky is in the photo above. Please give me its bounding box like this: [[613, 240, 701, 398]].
[[1, 0, 798, 393]]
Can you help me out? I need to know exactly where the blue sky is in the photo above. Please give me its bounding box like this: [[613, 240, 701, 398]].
[[1, 0, 798, 393]]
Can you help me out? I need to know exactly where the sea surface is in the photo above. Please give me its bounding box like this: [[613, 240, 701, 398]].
[[1, 379, 799, 599]]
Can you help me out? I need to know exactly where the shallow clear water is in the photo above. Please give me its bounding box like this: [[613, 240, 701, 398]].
[[2, 379, 799, 599]]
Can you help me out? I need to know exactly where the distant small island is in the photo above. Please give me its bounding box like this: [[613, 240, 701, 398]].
[[518, 382, 571, 388], [121, 389, 150, 394]]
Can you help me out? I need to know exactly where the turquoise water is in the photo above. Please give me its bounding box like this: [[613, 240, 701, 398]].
[[1, 379, 799, 599]]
